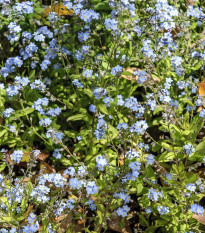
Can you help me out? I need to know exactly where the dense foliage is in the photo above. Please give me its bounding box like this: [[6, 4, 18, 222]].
[[0, 0, 205, 232]]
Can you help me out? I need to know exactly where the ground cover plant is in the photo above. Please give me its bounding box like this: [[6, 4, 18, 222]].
[[0, 0, 205, 232]]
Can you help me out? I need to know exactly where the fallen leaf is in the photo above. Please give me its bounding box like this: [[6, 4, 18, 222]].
[[198, 79, 205, 96], [121, 67, 160, 83], [119, 155, 125, 166], [193, 211, 205, 225], [197, 79, 205, 112], [40, 162, 56, 174], [55, 213, 72, 233], [38, 226, 43, 232], [37, 151, 49, 161], [121, 67, 140, 81], [108, 215, 132, 233], [186, 0, 196, 5], [74, 220, 85, 232], [21, 152, 30, 163], [60, 169, 69, 179], [19, 204, 34, 225], [22, 177, 31, 183]]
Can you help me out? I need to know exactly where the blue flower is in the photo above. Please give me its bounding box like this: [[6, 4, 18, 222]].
[[145, 207, 152, 214], [69, 178, 83, 190], [93, 88, 107, 99], [39, 118, 52, 127], [72, 79, 84, 88], [165, 173, 173, 180], [103, 97, 113, 107], [146, 154, 155, 165], [116, 205, 130, 217], [183, 143, 195, 156], [89, 104, 96, 113], [96, 155, 108, 171], [52, 149, 62, 159], [148, 188, 162, 202], [80, 9, 99, 23], [86, 181, 99, 195], [87, 199, 96, 210], [186, 183, 196, 192], [111, 65, 123, 75], [34, 32, 45, 42], [64, 167, 75, 176], [133, 70, 148, 84], [104, 18, 118, 30], [2, 108, 14, 118], [117, 122, 128, 131], [10, 150, 23, 163], [157, 205, 169, 215], [78, 31, 90, 42], [129, 120, 148, 135], [190, 204, 204, 215], [83, 69, 93, 78]]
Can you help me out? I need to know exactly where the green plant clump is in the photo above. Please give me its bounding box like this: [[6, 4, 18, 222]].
[[0, 0, 205, 232]]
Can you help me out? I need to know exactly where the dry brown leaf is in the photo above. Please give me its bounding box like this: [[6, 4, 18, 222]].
[[38, 226, 43, 232], [37, 151, 49, 161], [186, 0, 196, 5], [119, 155, 125, 166], [108, 215, 132, 233], [193, 211, 205, 225], [55, 213, 72, 233], [22, 177, 31, 183], [197, 106, 203, 113], [74, 220, 85, 232], [40, 161, 56, 174], [60, 169, 69, 179], [19, 204, 34, 225], [121, 67, 140, 81], [77, 208, 83, 213], [121, 67, 160, 83], [90, 195, 98, 202], [197, 168, 205, 178], [197, 79, 205, 112]]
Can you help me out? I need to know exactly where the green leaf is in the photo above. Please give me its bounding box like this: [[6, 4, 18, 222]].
[[94, 1, 111, 10], [158, 152, 175, 162], [97, 210, 103, 224], [0, 163, 6, 172], [191, 61, 203, 70], [136, 182, 144, 195], [145, 166, 154, 178], [185, 173, 198, 183], [120, 218, 125, 228], [153, 106, 164, 115], [98, 104, 109, 115], [189, 141, 205, 161], [0, 129, 7, 137], [139, 214, 148, 227], [145, 226, 159, 233], [67, 114, 88, 122], [161, 142, 173, 151], [63, 99, 73, 109], [102, 61, 109, 69], [29, 70, 35, 79], [121, 71, 133, 76], [59, 157, 73, 166], [83, 89, 93, 98], [10, 108, 34, 120]]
